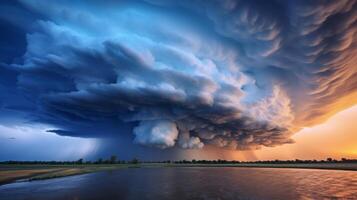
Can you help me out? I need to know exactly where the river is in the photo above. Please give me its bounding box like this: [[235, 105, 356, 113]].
[[0, 167, 356, 199]]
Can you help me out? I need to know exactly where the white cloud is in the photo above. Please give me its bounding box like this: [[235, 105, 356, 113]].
[[133, 120, 179, 149]]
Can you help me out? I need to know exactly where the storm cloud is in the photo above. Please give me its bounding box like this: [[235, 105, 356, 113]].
[[0, 0, 356, 151]]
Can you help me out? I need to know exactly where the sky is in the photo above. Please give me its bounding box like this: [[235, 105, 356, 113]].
[[0, 0, 356, 161]]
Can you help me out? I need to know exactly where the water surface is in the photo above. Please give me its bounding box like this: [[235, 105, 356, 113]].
[[0, 167, 356, 200]]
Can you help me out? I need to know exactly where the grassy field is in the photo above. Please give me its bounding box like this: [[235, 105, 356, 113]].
[[0, 164, 131, 185], [1, 163, 356, 185]]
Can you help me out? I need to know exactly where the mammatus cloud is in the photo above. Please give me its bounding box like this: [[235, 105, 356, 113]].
[[0, 0, 356, 151]]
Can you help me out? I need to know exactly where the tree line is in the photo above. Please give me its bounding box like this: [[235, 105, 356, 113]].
[[1, 156, 356, 165], [0, 155, 138, 165], [172, 158, 357, 164]]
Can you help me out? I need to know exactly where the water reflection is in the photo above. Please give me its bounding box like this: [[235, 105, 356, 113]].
[[0, 167, 356, 200]]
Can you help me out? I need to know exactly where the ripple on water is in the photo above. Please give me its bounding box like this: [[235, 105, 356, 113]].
[[0, 167, 356, 200]]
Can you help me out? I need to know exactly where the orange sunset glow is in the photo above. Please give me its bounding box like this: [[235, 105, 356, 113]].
[[255, 105, 357, 160]]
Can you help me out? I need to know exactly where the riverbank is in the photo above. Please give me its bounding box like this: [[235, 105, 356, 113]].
[[1, 163, 356, 185], [0, 164, 130, 185]]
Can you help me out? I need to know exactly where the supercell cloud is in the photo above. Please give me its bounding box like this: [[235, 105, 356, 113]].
[[0, 0, 356, 152]]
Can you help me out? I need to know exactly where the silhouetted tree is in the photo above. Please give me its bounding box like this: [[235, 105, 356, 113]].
[[77, 158, 83, 164], [131, 158, 139, 164], [97, 158, 103, 164], [110, 155, 117, 164]]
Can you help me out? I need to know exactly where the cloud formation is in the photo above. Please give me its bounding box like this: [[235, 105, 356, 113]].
[[0, 0, 356, 151], [134, 120, 178, 149]]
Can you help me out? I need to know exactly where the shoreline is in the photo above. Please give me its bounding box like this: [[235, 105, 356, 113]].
[[1, 163, 356, 186]]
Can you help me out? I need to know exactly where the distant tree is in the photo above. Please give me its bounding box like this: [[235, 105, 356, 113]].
[[77, 158, 83, 164], [131, 158, 139, 164], [110, 155, 117, 164], [97, 158, 103, 164], [326, 158, 333, 162]]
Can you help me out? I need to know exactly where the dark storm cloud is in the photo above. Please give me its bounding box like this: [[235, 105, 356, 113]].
[[0, 0, 356, 151]]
